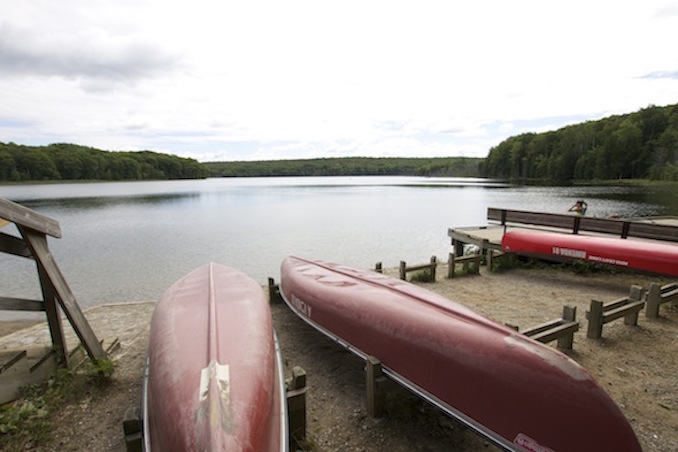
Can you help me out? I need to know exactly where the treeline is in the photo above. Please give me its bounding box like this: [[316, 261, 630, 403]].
[[484, 103, 678, 181], [205, 156, 483, 178], [0, 142, 208, 182]]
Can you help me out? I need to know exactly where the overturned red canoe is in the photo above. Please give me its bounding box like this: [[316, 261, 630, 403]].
[[502, 229, 678, 277], [280, 256, 641, 452], [143, 263, 287, 451]]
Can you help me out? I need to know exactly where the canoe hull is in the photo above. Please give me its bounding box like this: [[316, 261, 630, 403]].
[[280, 256, 641, 451], [502, 229, 678, 276], [144, 263, 287, 451]]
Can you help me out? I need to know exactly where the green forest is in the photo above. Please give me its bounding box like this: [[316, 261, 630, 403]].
[[0, 142, 208, 181], [2, 103, 677, 183], [204, 156, 483, 178], [483, 103, 678, 181]]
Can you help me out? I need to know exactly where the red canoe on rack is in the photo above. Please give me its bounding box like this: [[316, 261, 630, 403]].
[[143, 263, 287, 451], [502, 229, 678, 277], [279, 256, 641, 452]]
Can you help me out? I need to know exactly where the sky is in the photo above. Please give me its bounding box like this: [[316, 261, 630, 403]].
[[1, 1, 677, 162]]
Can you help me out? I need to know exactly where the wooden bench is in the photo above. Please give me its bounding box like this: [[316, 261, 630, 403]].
[[646, 282, 678, 318], [487, 207, 678, 242], [586, 285, 645, 339], [521, 306, 579, 350]]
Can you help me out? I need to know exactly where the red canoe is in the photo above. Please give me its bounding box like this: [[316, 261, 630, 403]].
[[143, 263, 287, 451], [502, 229, 678, 277], [280, 256, 641, 452]]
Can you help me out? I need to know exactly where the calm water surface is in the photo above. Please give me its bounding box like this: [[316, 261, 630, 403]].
[[0, 177, 674, 320]]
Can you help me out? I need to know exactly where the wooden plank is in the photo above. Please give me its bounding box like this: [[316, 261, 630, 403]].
[[18, 226, 106, 361], [0, 232, 32, 258], [37, 262, 68, 366], [0, 296, 45, 311], [522, 319, 564, 337], [486, 207, 678, 242], [627, 222, 678, 242], [529, 322, 579, 345], [602, 300, 645, 323], [0, 197, 62, 238]]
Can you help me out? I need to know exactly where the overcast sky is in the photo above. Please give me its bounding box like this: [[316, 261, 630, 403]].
[[1, 1, 677, 162]]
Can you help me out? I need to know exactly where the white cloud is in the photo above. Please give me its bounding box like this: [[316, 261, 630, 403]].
[[0, 0, 676, 160]]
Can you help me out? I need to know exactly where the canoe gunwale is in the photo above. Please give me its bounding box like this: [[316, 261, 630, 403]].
[[278, 283, 517, 452]]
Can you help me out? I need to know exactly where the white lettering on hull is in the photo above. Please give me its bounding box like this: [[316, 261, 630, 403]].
[[291, 294, 312, 318]]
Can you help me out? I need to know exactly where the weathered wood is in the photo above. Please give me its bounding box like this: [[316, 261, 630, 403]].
[[0, 232, 32, 258], [587, 300, 605, 339], [447, 252, 480, 278], [646, 282, 678, 318], [123, 406, 143, 452], [586, 285, 645, 339], [287, 366, 307, 446], [267, 277, 282, 304], [399, 256, 438, 281], [521, 306, 578, 350], [18, 226, 106, 361], [366, 356, 391, 418], [37, 259, 69, 366], [0, 296, 45, 311], [487, 207, 678, 242], [0, 197, 62, 238]]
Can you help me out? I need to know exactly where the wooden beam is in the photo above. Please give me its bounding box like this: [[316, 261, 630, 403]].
[[0, 232, 32, 258], [0, 296, 44, 311], [37, 263, 68, 366], [0, 197, 62, 238], [18, 226, 105, 361]]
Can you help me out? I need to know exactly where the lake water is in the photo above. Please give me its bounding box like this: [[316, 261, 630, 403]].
[[1, 177, 675, 320]]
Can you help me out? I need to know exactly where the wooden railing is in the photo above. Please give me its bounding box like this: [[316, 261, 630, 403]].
[[399, 256, 438, 281], [447, 252, 480, 278], [586, 285, 645, 339], [521, 306, 579, 350], [487, 207, 678, 242], [646, 282, 678, 318]]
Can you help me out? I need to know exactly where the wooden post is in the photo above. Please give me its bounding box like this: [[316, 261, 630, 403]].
[[268, 277, 281, 304], [18, 226, 106, 361], [625, 285, 644, 326], [487, 249, 495, 272], [429, 256, 437, 282], [287, 366, 307, 446], [558, 305, 577, 350], [587, 300, 604, 339], [472, 253, 481, 275], [645, 282, 661, 319], [452, 238, 464, 257], [447, 253, 455, 279], [366, 356, 389, 418], [37, 264, 68, 366], [399, 261, 406, 280], [375, 262, 383, 273]]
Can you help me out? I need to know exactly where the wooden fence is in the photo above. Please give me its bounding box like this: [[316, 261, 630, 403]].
[[399, 256, 438, 281], [646, 282, 678, 318], [586, 285, 645, 339], [447, 252, 480, 278], [521, 306, 579, 350]]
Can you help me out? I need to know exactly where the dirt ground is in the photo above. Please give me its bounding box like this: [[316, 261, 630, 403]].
[[1, 264, 677, 451]]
